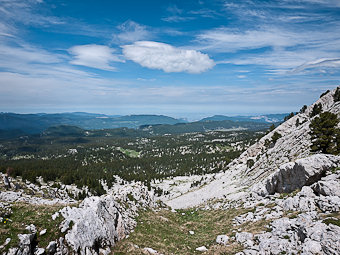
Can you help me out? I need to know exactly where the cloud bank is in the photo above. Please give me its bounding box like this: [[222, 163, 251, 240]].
[[122, 41, 215, 73]]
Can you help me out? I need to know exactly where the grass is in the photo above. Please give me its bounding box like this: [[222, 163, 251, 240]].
[[323, 218, 340, 227], [0, 203, 64, 251], [112, 206, 270, 255], [278, 189, 300, 199], [119, 148, 140, 158]]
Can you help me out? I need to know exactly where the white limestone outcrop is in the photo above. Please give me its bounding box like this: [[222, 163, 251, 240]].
[[59, 183, 155, 255], [252, 154, 340, 196]]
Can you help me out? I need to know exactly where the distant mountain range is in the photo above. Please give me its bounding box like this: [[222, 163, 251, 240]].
[[0, 112, 186, 138], [140, 120, 273, 135], [200, 114, 288, 123], [0, 112, 286, 139]]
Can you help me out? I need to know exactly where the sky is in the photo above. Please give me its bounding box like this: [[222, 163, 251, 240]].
[[0, 0, 339, 120]]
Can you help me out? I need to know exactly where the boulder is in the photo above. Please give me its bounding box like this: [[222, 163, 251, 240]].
[[312, 172, 340, 197], [253, 154, 340, 196]]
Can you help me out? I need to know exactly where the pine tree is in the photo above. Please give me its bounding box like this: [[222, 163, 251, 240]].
[[310, 111, 340, 154], [310, 103, 322, 117], [334, 87, 340, 102]]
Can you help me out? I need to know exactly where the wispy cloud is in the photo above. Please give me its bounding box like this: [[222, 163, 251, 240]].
[[290, 58, 340, 73], [197, 27, 303, 52], [0, 0, 64, 28], [199, 0, 340, 74], [122, 41, 215, 73], [113, 20, 152, 43], [69, 44, 123, 71], [162, 4, 195, 22]]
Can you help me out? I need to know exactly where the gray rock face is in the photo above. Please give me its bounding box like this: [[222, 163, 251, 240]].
[[60, 196, 125, 253], [59, 183, 155, 255], [229, 87, 340, 188], [253, 154, 340, 196]]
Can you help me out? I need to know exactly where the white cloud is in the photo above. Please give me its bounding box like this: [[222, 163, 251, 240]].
[[291, 58, 340, 73], [69, 44, 123, 71], [197, 27, 305, 52], [122, 41, 215, 73], [114, 20, 152, 43]]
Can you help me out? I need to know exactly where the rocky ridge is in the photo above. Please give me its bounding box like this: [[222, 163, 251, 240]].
[[231, 169, 340, 254], [166, 88, 340, 209]]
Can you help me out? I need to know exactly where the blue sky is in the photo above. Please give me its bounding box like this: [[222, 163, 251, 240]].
[[0, 0, 339, 120]]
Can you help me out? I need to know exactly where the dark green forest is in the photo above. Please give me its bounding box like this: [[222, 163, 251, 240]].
[[0, 126, 266, 196]]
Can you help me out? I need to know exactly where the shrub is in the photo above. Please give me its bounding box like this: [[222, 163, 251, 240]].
[[272, 132, 282, 144], [320, 90, 330, 98], [247, 159, 255, 168]]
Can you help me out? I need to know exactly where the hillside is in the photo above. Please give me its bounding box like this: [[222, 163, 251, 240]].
[[163, 88, 340, 208]]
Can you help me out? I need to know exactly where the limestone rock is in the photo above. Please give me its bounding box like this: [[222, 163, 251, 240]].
[[34, 248, 45, 255], [253, 154, 340, 196], [59, 183, 154, 255], [312, 172, 340, 197], [143, 247, 158, 254], [216, 235, 229, 245], [17, 233, 35, 255], [46, 241, 56, 255], [39, 229, 47, 236], [195, 246, 208, 252], [236, 232, 253, 247]]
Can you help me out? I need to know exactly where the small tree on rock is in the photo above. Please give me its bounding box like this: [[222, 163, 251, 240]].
[[310, 111, 340, 154], [334, 87, 340, 102], [310, 103, 322, 118]]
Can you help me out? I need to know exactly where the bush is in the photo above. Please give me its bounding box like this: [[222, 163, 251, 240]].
[[295, 119, 300, 127], [320, 90, 330, 98], [247, 159, 255, 168]]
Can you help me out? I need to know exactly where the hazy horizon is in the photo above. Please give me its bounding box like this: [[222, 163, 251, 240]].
[[0, 109, 291, 122]]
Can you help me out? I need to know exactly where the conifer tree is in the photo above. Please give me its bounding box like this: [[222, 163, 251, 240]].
[[310, 111, 340, 154]]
